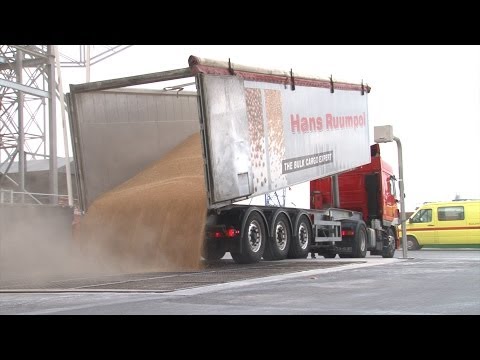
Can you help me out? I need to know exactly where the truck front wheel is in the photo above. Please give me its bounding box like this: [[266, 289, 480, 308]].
[[352, 223, 367, 258], [231, 211, 266, 264], [382, 227, 396, 258], [288, 214, 311, 259]]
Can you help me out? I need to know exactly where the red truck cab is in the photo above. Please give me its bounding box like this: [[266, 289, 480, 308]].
[[310, 144, 400, 250]]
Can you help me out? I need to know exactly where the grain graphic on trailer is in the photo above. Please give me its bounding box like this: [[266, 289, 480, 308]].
[[265, 89, 287, 189]]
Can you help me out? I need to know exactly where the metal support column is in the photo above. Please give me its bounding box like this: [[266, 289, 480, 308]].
[[54, 45, 73, 207], [15, 49, 25, 203], [86, 45, 91, 82], [394, 136, 408, 259], [47, 45, 58, 204]]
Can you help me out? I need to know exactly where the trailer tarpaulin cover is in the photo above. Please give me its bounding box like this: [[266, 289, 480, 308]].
[[197, 72, 371, 208]]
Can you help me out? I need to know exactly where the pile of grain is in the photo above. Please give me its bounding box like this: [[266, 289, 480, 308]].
[[76, 133, 207, 273]]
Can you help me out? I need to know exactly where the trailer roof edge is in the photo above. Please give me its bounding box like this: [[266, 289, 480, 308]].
[[69, 67, 194, 93], [188, 55, 371, 93]]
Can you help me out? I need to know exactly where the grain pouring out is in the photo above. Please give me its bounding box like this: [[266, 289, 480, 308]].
[[75, 133, 207, 273]]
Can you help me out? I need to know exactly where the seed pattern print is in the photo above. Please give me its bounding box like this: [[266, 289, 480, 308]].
[[265, 89, 287, 189], [245, 88, 268, 194]]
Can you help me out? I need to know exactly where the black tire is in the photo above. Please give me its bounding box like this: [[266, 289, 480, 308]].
[[264, 214, 291, 261], [202, 241, 226, 261], [288, 214, 311, 259], [382, 227, 396, 258], [231, 211, 266, 264], [352, 223, 367, 258], [323, 253, 337, 259], [407, 235, 420, 251]]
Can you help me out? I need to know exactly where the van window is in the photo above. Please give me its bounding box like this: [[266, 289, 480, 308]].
[[411, 208, 432, 223], [438, 206, 465, 221]]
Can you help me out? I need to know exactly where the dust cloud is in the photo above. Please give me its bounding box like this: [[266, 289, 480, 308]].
[[0, 134, 208, 282], [0, 204, 101, 281]]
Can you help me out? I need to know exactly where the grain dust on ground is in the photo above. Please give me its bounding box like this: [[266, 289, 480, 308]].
[[75, 133, 207, 273]]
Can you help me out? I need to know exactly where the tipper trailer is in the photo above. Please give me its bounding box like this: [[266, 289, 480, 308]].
[[68, 55, 399, 264]]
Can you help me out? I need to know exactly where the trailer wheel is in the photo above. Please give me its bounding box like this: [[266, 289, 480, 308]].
[[264, 214, 291, 261], [202, 241, 226, 261], [352, 223, 367, 258], [382, 227, 396, 258], [407, 235, 420, 251], [288, 214, 311, 259], [231, 211, 266, 264]]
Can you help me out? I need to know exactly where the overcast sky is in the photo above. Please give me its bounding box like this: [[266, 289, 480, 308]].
[[61, 45, 480, 212]]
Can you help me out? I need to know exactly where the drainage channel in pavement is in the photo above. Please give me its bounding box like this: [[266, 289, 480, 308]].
[[0, 259, 359, 293]]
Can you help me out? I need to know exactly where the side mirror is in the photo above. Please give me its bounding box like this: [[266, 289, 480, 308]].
[[408, 218, 413, 224]]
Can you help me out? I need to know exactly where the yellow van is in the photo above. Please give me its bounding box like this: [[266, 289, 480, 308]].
[[404, 199, 480, 250]]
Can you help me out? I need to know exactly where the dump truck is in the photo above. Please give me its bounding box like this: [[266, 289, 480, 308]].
[[67, 55, 399, 264]]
